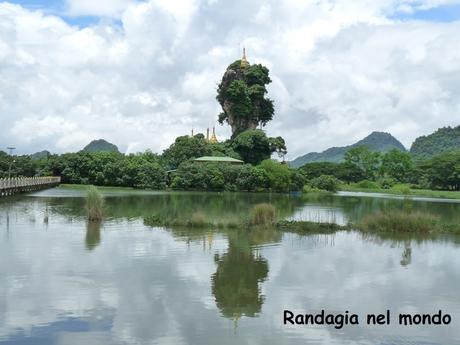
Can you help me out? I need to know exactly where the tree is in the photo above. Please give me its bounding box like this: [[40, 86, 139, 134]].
[[162, 135, 212, 169], [259, 159, 292, 192], [344, 146, 381, 180], [380, 149, 413, 182], [217, 60, 274, 138], [269, 136, 287, 161], [309, 175, 340, 192], [232, 130, 272, 165], [419, 150, 460, 190]]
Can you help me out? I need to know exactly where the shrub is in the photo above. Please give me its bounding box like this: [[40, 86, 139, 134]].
[[378, 177, 397, 189], [85, 186, 104, 221], [391, 184, 411, 195], [259, 159, 292, 192], [309, 175, 340, 192], [250, 203, 276, 225]]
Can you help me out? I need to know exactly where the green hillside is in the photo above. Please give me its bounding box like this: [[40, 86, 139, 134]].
[[290, 132, 406, 168], [410, 126, 460, 160], [82, 139, 119, 153]]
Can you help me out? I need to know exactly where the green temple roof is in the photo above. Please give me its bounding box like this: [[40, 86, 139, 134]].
[[194, 156, 244, 164]]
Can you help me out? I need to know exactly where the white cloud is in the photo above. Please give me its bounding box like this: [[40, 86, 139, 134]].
[[65, 0, 137, 17], [0, 1, 460, 158]]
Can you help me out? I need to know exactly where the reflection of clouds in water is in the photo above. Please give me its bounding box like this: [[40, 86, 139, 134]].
[[0, 216, 224, 344], [262, 232, 460, 344], [289, 205, 348, 225], [1, 197, 460, 344]]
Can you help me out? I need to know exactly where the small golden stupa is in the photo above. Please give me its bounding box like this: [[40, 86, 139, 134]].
[[240, 47, 249, 69], [210, 126, 218, 144]]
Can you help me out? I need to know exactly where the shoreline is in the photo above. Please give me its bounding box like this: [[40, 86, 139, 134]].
[[339, 185, 460, 200]]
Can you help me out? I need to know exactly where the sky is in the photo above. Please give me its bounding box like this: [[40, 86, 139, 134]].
[[1, 0, 460, 159]]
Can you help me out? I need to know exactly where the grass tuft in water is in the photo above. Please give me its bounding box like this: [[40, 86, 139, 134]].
[[277, 220, 346, 234], [188, 212, 208, 227], [355, 211, 439, 233], [86, 186, 105, 221], [250, 203, 276, 226]]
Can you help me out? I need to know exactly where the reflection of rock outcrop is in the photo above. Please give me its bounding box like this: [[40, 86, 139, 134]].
[[211, 230, 275, 319], [85, 221, 101, 250], [212, 247, 268, 318]]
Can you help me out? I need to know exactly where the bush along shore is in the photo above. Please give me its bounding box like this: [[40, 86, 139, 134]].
[[143, 204, 460, 236]]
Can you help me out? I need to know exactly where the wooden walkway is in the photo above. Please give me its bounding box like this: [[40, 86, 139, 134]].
[[0, 177, 61, 197]]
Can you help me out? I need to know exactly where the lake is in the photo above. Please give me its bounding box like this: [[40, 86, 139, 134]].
[[0, 187, 459, 345]]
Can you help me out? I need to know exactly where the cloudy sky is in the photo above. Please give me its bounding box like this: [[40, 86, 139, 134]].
[[1, 0, 460, 159]]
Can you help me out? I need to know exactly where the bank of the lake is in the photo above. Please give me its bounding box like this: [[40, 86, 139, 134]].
[[340, 183, 460, 200]]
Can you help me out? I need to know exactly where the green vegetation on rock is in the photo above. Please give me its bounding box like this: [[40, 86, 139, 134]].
[[217, 60, 274, 138], [82, 139, 119, 153], [410, 126, 460, 160]]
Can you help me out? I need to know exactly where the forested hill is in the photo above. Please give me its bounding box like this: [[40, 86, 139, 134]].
[[290, 132, 406, 168], [410, 126, 460, 160], [82, 139, 119, 153]]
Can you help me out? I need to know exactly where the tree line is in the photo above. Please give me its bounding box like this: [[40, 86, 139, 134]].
[[300, 146, 460, 191], [2, 140, 460, 192], [0, 130, 299, 192]]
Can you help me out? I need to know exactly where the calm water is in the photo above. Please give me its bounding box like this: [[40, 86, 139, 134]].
[[0, 187, 460, 345]]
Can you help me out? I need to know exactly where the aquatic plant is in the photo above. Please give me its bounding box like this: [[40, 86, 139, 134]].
[[189, 212, 208, 227], [85, 186, 104, 221], [356, 211, 438, 233], [277, 220, 346, 234], [250, 203, 276, 226]]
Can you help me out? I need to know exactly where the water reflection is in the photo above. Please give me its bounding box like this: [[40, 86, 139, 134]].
[[400, 242, 412, 267], [85, 221, 102, 250], [0, 189, 460, 344], [212, 242, 268, 319]]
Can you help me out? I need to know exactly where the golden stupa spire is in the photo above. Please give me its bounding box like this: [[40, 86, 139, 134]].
[[240, 47, 249, 68], [210, 126, 218, 144]]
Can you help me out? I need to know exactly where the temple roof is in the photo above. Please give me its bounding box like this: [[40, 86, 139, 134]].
[[194, 156, 244, 164]]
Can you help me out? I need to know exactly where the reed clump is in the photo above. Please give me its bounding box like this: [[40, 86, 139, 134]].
[[189, 212, 208, 227], [356, 211, 439, 233], [250, 203, 277, 226], [85, 186, 104, 221], [277, 220, 346, 234]]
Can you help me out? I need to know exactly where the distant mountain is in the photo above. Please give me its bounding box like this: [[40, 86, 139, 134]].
[[410, 126, 460, 159], [290, 132, 406, 168], [30, 150, 50, 160], [82, 139, 119, 153]]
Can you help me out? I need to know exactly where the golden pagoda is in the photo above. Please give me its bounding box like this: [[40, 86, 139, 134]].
[[240, 47, 249, 69], [210, 126, 218, 144]]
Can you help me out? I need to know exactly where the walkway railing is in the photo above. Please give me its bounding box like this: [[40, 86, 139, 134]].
[[0, 176, 61, 196]]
